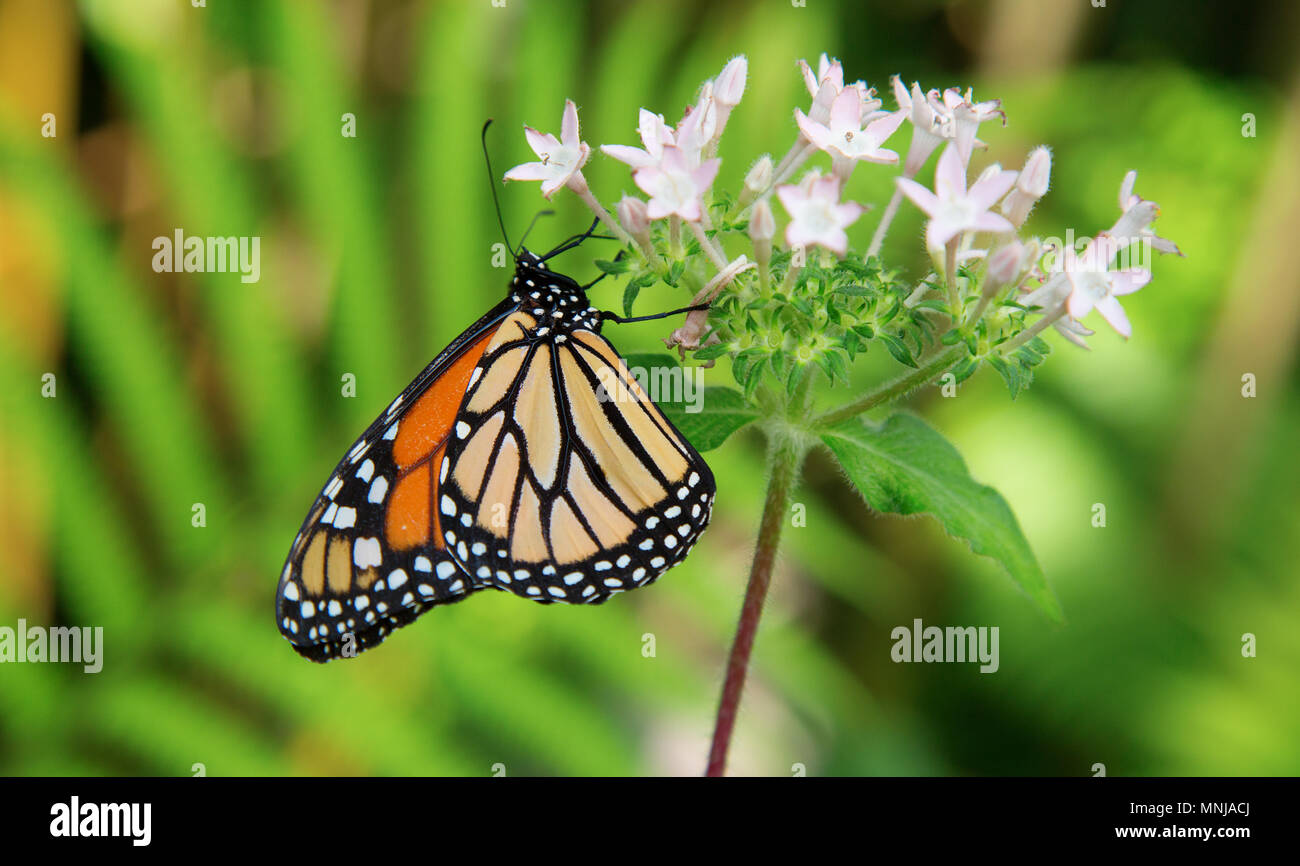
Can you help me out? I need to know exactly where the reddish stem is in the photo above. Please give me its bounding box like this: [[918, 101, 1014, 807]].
[[705, 439, 800, 776]]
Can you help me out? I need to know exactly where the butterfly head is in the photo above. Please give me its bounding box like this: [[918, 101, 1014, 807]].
[[509, 249, 603, 334]]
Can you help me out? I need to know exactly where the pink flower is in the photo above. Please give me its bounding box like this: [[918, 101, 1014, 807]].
[[896, 145, 1018, 250], [776, 173, 865, 257], [633, 145, 720, 221], [503, 99, 591, 199], [795, 85, 906, 180]]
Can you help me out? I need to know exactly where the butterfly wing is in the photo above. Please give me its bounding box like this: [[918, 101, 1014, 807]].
[[437, 316, 716, 603], [276, 300, 517, 661]]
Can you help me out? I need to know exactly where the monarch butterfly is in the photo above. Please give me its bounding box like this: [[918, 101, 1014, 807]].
[[275, 228, 716, 662]]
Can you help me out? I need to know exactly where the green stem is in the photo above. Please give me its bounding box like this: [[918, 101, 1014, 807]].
[[705, 433, 803, 777], [814, 344, 967, 429]]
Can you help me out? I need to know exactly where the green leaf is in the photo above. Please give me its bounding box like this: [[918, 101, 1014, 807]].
[[879, 333, 917, 368], [658, 386, 760, 452], [622, 280, 642, 318], [665, 260, 685, 287], [595, 258, 630, 276], [821, 414, 1063, 623]]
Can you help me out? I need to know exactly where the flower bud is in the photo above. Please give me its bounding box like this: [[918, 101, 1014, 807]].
[[750, 198, 775, 243], [739, 155, 773, 206], [1001, 147, 1051, 227], [750, 199, 776, 273], [617, 195, 651, 245], [714, 56, 747, 108], [986, 240, 1027, 291], [1018, 146, 1051, 197]]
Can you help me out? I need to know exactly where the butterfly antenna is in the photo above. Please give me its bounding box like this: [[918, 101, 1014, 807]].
[[516, 209, 556, 256], [481, 119, 514, 258]]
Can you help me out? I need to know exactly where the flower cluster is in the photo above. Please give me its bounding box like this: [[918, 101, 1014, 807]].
[[503, 53, 1181, 400]]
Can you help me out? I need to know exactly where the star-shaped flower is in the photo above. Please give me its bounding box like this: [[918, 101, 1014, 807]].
[[1062, 238, 1151, 338], [503, 99, 591, 199], [796, 85, 906, 180], [776, 173, 865, 256], [896, 144, 1018, 250], [633, 145, 720, 221]]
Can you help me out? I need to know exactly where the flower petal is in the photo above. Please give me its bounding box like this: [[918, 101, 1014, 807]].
[[1110, 268, 1151, 296], [523, 126, 558, 158], [503, 162, 550, 182], [601, 144, 657, 169], [969, 169, 1019, 211], [561, 99, 580, 147], [1094, 295, 1132, 338], [896, 177, 939, 215], [934, 144, 965, 198]]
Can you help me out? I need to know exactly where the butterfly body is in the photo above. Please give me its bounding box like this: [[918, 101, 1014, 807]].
[[276, 251, 715, 662]]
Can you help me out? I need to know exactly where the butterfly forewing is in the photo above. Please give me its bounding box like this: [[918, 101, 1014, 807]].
[[276, 302, 514, 661]]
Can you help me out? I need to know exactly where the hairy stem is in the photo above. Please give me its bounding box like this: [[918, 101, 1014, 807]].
[[814, 343, 967, 428], [706, 433, 803, 777], [866, 186, 904, 259]]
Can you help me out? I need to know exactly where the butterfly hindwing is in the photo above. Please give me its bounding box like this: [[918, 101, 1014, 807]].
[[438, 313, 716, 605], [275, 302, 515, 661]]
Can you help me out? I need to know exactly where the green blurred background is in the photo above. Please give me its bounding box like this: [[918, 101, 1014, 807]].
[[1, 0, 1297, 776]]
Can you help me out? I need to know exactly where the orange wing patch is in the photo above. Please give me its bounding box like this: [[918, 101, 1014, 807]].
[[393, 334, 493, 468], [382, 329, 497, 552]]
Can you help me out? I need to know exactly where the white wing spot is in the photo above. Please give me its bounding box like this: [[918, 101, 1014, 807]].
[[353, 537, 382, 568]]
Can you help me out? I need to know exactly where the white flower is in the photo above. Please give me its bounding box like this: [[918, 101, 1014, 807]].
[[795, 85, 906, 180], [1063, 238, 1151, 338], [502, 99, 591, 199], [633, 145, 720, 222], [896, 144, 1018, 250], [776, 173, 865, 256]]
